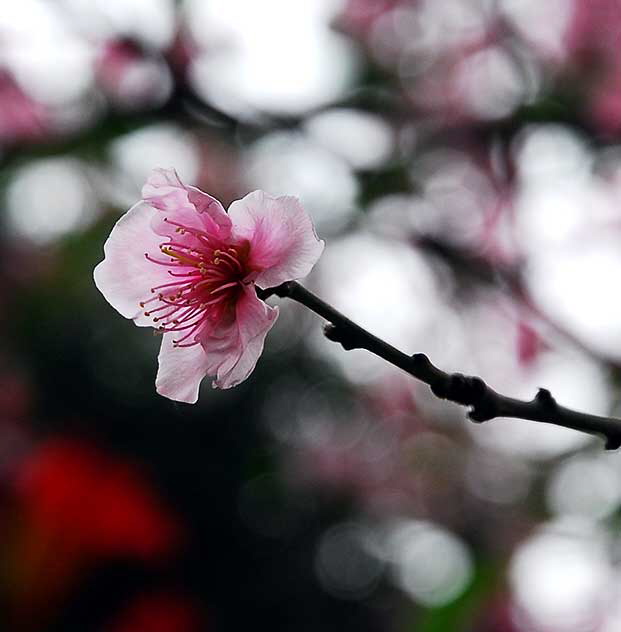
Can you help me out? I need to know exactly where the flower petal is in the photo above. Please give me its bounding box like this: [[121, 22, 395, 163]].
[[228, 191, 324, 288], [142, 168, 231, 239], [187, 185, 232, 236], [155, 288, 278, 400], [94, 201, 169, 326], [155, 334, 210, 404], [141, 167, 193, 213], [199, 286, 279, 389]]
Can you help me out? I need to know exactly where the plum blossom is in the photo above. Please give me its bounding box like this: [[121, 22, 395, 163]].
[[94, 168, 324, 403]]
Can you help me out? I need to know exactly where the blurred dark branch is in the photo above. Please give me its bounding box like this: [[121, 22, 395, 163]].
[[258, 281, 621, 451]]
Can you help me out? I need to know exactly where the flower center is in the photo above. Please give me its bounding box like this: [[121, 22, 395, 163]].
[[140, 218, 248, 347]]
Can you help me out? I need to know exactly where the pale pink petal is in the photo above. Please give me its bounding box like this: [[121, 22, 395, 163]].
[[142, 168, 231, 239], [228, 191, 324, 288], [141, 167, 190, 212], [187, 185, 232, 236], [199, 286, 279, 389], [155, 334, 211, 403], [94, 201, 169, 326]]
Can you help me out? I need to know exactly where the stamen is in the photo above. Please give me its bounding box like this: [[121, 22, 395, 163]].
[[174, 340, 202, 348], [202, 293, 229, 307], [146, 303, 179, 316], [173, 328, 200, 345], [145, 253, 187, 267], [151, 279, 195, 292], [168, 305, 203, 325], [163, 218, 217, 243], [219, 249, 243, 270], [210, 281, 239, 295], [142, 229, 249, 344], [152, 306, 181, 322], [139, 295, 159, 308], [161, 246, 203, 267]]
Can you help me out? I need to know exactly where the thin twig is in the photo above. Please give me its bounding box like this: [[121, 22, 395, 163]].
[[258, 281, 621, 450]]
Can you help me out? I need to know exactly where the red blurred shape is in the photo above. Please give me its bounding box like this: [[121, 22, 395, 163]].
[[17, 438, 181, 560], [108, 592, 204, 632]]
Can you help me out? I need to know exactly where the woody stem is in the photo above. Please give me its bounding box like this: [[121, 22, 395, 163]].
[[258, 280, 621, 451]]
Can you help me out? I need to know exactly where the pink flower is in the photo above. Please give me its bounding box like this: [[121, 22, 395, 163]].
[[94, 168, 323, 403]]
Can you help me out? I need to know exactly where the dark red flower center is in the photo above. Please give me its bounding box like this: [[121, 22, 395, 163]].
[[141, 218, 251, 347]]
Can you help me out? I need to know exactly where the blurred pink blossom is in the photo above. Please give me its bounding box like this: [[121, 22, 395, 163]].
[[564, 0, 621, 134], [95, 40, 171, 109], [94, 168, 324, 402], [589, 76, 621, 135], [0, 71, 48, 146], [338, 0, 403, 34], [565, 0, 621, 60]]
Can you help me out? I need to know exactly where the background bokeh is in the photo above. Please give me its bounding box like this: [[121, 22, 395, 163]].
[[2, 1, 621, 630]]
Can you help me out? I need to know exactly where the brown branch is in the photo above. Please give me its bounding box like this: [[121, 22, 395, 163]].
[[258, 281, 621, 451]]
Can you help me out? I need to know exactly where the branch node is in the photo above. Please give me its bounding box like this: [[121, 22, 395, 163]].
[[411, 353, 431, 370], [605, 435, 621, 451], [468, 406, 494, 423], [324, 323, 360, 350], [431, 373, 486, 405], [534, 388, 557, 410], [430, 378, 450, 399]]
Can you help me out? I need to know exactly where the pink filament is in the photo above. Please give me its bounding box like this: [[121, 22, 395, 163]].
[[140, 219, 247, 346]]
